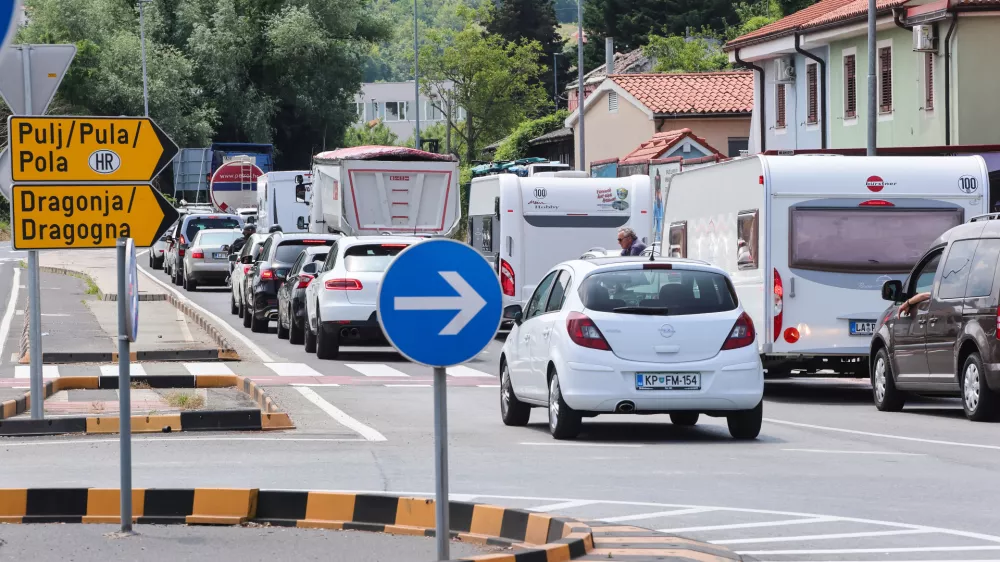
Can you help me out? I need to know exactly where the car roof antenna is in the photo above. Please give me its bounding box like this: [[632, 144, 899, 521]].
[[649, 244, 656, 262]]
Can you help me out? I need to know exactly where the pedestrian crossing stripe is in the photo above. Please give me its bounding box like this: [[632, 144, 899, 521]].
[[99, 364, 148, 378], [264, 363, 324, 377], [182, 362, 235, 376], [14, 365, 61, 379], [345, 363, 410, 377], [447, 366, 494, 378]]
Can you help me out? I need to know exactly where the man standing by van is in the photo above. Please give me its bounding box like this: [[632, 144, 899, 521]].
[[618, 227, 647, 256]]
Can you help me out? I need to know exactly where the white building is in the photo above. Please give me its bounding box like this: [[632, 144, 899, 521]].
[[355, 81, 466, 142]]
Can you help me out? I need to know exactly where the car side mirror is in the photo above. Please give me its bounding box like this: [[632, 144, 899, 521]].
[[302, 262, 317, 275], [240, 255, 252, 264], [882, 280, 903, 302], [503, 304, 523, 325], [221, 244, 230, 252], [297, 216, 306, 230], [229, 254, 238, 263]]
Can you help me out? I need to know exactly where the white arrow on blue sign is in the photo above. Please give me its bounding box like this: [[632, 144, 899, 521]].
[[377, 239, 502, 367], [0, 0, 21, 52]]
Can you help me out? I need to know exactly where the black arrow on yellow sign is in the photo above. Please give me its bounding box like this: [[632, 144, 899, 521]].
[[7, 116, 180, 183], [11, 184, 180, 250]]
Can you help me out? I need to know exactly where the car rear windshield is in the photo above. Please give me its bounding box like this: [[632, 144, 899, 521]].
[[196, 231, 240, 247], [344, 244, 410, 273], [186, 217, 241, 242], [579, 268, 737, 316], [275, 240, 335, 263], [789, 207, 963, 273]]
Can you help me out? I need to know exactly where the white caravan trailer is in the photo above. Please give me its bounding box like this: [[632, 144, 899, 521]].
[[661, 155, 989, 376], [256, 171, 311, 232], [468, 173, 652, 310]]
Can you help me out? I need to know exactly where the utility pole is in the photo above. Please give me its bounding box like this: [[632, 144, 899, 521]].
[[576, 0, 585, 171], [866, 0, 876, 156], [413, 0, 420, 150], [553, 53, 559, 107], [138, 0, 151, 117]]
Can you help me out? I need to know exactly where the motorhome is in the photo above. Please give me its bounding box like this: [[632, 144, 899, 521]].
[[256, 171, 310, 233], [661, 155, 990, 376], [468, 172, 652, 310], [300, 146, 460, 237]]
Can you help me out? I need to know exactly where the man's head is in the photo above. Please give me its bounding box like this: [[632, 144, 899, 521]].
[[242, 225, 255, 237], [617, 227, 637, 250]]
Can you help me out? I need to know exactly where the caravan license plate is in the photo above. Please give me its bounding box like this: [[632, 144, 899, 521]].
[[850, 320, 876, 336], [636, 373, 700, 390]]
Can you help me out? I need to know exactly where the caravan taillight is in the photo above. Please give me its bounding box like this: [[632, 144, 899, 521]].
[[500, 259, 515, 297], [860, 200, 894, 207], [773, 269, 784, 343]]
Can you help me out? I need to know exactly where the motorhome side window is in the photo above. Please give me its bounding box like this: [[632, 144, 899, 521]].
[[668, 222, 687, 258], [737, 210, 759, 270]]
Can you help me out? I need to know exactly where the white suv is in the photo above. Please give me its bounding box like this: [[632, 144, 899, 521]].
[[499, 256, 764, 440], [304, 236, 418, 359]]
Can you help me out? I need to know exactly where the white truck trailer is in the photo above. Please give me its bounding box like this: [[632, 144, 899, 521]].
[[661, 154, 990, 376], [256, 170, 311, 233]]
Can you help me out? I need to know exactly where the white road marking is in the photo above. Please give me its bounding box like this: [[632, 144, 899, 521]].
[[741, 546, 1000, 555], [290, 383, 341, 387], [100, 364, 148, 378], [14, 365, 60, 379], [0, 437, 369, 447], [183, 362, 236, 376], [346, 363, 410, 377], [0, 267, 21, 360], [658, 516, 839, 533], [265, 363, 323, 377], [526, 500, 598, 512], [782, 448, 926, 456], [137, 261, 273, 362], [447, 365, 494, 378], [476, 385, 501, 388], [294, 386, 386, 442], [15, 310, 23, 316], [520, 442, 642, 448], [713, 528, 931, 544], [384, 384, 431, 388], [176, 307, 194, 342], [766, 417, 1000, 451], [603, 507, 717, 523], [40, 313, 71, 317]]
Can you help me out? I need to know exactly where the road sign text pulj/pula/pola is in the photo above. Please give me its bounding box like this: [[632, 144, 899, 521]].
[[15, 119, 140, 173]]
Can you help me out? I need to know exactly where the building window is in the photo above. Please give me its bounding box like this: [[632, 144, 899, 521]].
[[424, 101, 443, 121], [878, 45, 892, 114], [924, 53, 934, 111], [737, 210, 759, 270], [844, 54, 857, 119], [384, 101, 409, 122], [728, 137, 749, 157], [608, 91, 619, 113], [355, 102, 365, 122], [454, 106, 467, 122], [668, 222, 687, 258], [806, 63, 818, 125], [775, 84, 786, 129]]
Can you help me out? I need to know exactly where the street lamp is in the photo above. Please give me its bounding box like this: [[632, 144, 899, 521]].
[[137, 0, 151, 117]]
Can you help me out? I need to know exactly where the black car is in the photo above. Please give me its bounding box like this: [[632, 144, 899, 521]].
[[244, 233, 338, 333], [276, 246, 329, 344]]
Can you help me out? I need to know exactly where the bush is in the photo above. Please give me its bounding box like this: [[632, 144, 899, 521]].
[[493, 110, 569, 162]]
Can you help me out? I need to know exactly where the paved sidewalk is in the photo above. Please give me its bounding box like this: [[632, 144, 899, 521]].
[[40, 248, 166, 300]]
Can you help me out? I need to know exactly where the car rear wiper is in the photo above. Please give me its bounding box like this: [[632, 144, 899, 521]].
[[611, 306, 670, 315]]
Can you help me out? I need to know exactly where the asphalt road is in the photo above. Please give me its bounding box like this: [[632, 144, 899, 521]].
[[1, 249, 999, 562]]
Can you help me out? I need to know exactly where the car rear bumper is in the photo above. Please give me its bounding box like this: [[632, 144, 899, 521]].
[[321, 318, 388, 346], [556, 348, 763, 413], [186, 263, 230, 282], [318, 299, 378, 323], [253, 291, 279, 319]]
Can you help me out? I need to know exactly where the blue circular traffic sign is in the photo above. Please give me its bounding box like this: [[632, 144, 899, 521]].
[[0, 0, 20, 53], [377, 239, 502, 367]]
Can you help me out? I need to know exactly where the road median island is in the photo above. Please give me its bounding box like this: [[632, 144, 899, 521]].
[[0, 488, 746, 562], [0, 374, 293, 436]]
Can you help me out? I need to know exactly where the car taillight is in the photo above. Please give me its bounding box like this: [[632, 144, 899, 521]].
[[179, 235, 187, 245], [297, 274, 314, 289], [178, 249, 185, 257], [996, 307, 1000, 340], [325, 279, 362, 290], [500, 259, 515, 297], [243, 265, 251, 274], [722, 311, 756, 350], [191, 250, 204, 259], [158, 249, 164, 253], [566, 312, 612, 351], [261, 269, 274, 280], [773, 268, 783, 343]]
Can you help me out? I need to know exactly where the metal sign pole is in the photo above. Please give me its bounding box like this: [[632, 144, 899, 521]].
[[432, 366, 450, 561], [117, 238, 133, 532], [19, 45, 43, 420]]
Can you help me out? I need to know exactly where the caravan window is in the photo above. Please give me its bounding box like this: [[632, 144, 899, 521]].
[[737, 210, 759, 270], [668, 222, 687, 258], [789, 207, 963, 273]]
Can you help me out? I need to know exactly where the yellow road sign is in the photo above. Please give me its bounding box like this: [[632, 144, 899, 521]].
[[7, 116, 179, 182], [11, 184, 180, 250]]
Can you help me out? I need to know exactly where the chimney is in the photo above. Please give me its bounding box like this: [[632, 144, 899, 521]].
[[606, 37, 614, 75]]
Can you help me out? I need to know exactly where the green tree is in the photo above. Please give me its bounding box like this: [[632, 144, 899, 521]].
[[487, 0, 567, 107], [644, 32, 728, 73], [778, 0, 818, 16], [343, 120, 400, 147], [421, 17, 549, 162], [727, 0, 783, 40], [493, 110, 568, 161]]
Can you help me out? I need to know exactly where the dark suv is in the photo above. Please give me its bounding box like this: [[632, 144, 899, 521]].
[[872, 216, 1000, 421], [244, 233, 338, 333]]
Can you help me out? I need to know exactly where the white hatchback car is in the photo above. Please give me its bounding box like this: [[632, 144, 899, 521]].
[[304, 236, 420, 359], [500, 256, 764, 440]]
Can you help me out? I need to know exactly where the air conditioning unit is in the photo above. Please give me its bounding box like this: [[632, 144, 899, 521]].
[[775, 58, 795, 83], [913, 24, 936, 52]]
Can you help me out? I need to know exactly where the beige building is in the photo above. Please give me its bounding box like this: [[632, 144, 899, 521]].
[[565, 73, 755, 169]]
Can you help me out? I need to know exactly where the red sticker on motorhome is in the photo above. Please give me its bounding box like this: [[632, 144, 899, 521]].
[[866, 176, 886, 192]]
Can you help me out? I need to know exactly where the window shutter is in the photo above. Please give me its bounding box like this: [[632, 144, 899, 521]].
[[844, 55, 856, 119], [879, 46, 892, 113], [925, 53, 934, 110], [776, 84, 786, 128], [807, 64, 818, 124]]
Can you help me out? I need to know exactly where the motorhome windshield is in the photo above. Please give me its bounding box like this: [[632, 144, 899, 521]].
[[789, 207, 964, 273]]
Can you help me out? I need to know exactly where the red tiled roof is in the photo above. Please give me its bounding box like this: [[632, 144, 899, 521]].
[[610, 72, 754, 115], [806, 0, 907, 28], [725, 0, 911, 49], [620, 129, 723, 165], [953, 0, 1000, 5]]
